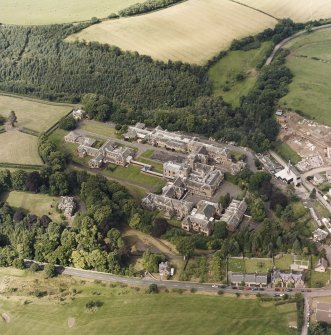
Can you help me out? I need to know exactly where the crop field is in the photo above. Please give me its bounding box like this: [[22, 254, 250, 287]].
[[2, 191, 61, 222], [0, 131, 42, 165], [67, 0, 276, 64], [0, 0, 143, 25], [0, 95, 71, 133], [280, 28, 331, 126], [0, 269, 296, 335], [208, 41, 272, 106], [238, 0, 331, 22]]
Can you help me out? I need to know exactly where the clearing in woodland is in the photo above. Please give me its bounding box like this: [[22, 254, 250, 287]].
[[66, 0, 276, 64], [0, 95, 71, 133], [238, 0, 331, 22], [0, 0, 144, 25], [0, 269, 296, 335], [1, 191, 61, 222], [280, 28, 331, 126]]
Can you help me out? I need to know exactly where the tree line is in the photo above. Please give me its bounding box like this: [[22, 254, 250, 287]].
[[118, 0, 183, 17]]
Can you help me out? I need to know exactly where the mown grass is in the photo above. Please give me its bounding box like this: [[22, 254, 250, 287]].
[[1, 191, 61, 222], [208, 42, 272, 106], [0, 131, 43, 165], [79, 120, 119, 139], [0, 269, 296, 335], [105, 164, 166, 192], [0, 95, 71, 133], [228, 257, 273, 273], [280, 28, 331, 126], [274, 254, 293, 271]]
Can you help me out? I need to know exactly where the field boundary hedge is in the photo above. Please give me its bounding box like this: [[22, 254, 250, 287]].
[[0, 162, 44, 170]]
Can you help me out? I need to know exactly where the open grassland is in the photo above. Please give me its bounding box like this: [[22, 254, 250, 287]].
[[0, 0, 143, 25], [0, 269, 296, 335], [67, 0, 276, 64], [0, 131, 42, 165], [208, 42, 272, 106], [280, 28, 331, 126], [238, 0, 331, 22], [1, 191, 61, 222], [0, 95, 71, 133]]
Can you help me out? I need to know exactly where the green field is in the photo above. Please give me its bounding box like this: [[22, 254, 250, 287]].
[[0, 95, 71, 133], [0, 269, 296, 335], [274, 254, 293, 271], [208, 42, 272, 106], [105, 164, 166, 192], [228, 257, 273, 273], [280, 28, 331, 126], [2, 191, 61, 222], [274, 142, 301, 165], [0, 131, 43, 165], [79, 120, 118, 139], [0, 0, 143, 25]]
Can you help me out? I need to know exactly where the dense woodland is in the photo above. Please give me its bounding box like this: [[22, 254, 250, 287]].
[[0, 24, 208, 110]]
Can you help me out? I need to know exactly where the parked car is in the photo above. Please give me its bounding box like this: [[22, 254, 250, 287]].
[[211, 285, 218, 288], [258, 288, 264, 291], [252, 287, 258, 291]]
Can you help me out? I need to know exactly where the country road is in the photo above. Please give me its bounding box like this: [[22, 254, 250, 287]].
[[265, 23, 331, 65]]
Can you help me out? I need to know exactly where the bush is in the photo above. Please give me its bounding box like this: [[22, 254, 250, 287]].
[[12, 258, 25, 270], [146, 283, 159, 294], [85, 300, 103, 310], [44, 263, 57, 278]]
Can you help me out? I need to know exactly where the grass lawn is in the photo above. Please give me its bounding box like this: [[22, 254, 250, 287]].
[[0, 269, 295, 335], [0, 130, 43, 165], [309, 270, 330, 288], [244, 258, 273, 273], [274, 142, 301, 165], [228, 258, 245, 272], [208, 42, 272, 106], [79, 120, 119, 139], [1, 191, 61, 222], [0, 0, 144, 25], [0, 95, 71, 133], [274, 254, 293, 271], [280, 28, 331, 126], [66, 0, 276, 65], [105, 164, 166, 192]]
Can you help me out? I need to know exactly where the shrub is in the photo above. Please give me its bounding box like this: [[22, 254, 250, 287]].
[[12, 258, 25, 270], [58, 115, 77, 131], [85, 300, 103, 310], [146, 284, 159, 294], [44, 263, 57, 278]]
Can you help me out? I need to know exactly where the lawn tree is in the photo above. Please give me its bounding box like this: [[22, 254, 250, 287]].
[[176, 237, 195, 259], [7, 110, 17, 127]]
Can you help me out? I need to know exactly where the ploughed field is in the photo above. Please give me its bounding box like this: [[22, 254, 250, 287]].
[[0, 0, 144, 25], [238, 0, 331, 22], [280, 28, 331, 126], [66, 0, 276, 64]]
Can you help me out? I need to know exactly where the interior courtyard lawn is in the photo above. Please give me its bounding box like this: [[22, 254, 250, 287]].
[[0, 269, 296, 335], [79, 120, 118, 139], [1, 191, 61, 222], [0, 130, 43, 165], [105, 164, 166, 192], [208, 41, 272, 107], [0, 95, 72, 133], [280, 28, 331, 126]]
